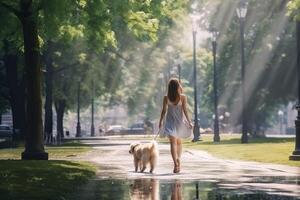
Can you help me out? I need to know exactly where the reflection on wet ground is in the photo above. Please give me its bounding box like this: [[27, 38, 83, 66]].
[[76, 138, 300, 199], [74, 177, 300, 200]]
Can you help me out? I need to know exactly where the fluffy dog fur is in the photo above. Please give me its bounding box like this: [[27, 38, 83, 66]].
[[129, 141, 159, 173]]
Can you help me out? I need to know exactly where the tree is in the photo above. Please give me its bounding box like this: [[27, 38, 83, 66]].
[[0, 1, 47, 159], [0, 4, 26, 140], [199, 0, 297, 137], [0, 0, 188, 158]]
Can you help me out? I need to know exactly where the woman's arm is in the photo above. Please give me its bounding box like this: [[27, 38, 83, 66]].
[[182, 95, 193, 128], [159, 96, 168, 128]]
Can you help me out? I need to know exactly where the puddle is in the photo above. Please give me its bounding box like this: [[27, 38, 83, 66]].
[[73, 176, 300, 200]]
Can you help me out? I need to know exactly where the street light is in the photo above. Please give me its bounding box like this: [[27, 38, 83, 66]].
[[236, 0, 248, 144], [175, 54, 183, 82], [76, 79, 81, 137], [190, 4, 201, 142], [166, 45, 173, 80], [278, 110, 284, 135], [211, 29, 220, 142], [158, 73, 165, 102], [290, 21, 300, 160], [91, 79, 95, 137]]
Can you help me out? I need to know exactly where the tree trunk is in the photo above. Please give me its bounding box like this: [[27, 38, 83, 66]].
[[44, 41, 54, 144], [20, 0, 48, 160], [3, 41, 26, 141], [55, 100, 65, 144], [11, 82, 26, 141]]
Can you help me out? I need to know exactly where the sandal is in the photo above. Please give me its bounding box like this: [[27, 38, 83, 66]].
[[173, 159, 180, 173], [173, 165, 179, 173], [176, 159, 181, 173]]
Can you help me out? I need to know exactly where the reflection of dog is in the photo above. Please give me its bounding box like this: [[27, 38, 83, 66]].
[[130, 179, 159, 200], [129, 141, 159, 173]]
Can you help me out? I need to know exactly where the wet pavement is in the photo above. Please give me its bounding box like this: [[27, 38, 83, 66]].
[[74, 136, 300, 199]]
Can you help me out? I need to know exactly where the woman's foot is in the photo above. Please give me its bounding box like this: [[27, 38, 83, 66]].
[[173, 165, 179, 173], [173, 159, 180, 173], [176, 159, 181, 173]]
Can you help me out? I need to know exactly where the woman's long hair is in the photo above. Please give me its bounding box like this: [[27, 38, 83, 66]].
[[167, 78, 180, 102]]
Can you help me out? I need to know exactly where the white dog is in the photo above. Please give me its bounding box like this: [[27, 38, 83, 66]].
[[129, 141, 159, 173]]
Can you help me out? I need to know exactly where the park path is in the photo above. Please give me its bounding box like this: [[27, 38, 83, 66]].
[[74, 136, 300, 198]]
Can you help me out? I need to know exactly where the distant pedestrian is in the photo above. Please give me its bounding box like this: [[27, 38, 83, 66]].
[[158, 78, 193, 173]]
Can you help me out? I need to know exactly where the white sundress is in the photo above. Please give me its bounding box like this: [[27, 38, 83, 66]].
[[162, 97, 192, 139]]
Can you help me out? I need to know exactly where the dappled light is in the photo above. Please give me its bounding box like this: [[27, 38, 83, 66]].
[[0, 0, 300, 199]]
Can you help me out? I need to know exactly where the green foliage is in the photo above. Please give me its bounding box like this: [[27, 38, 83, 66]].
[[287, 0, 300, 20], [46, 0, 187, 116], [200, 0, 297, 130], [0, 0, 296, 132]]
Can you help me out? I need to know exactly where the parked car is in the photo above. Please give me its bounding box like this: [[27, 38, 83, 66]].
[[130, 122, 144, 130], [0, 125, 13, 138], [106, 125, 125, 135], [127, 122, 145, 134], [130, 122, 144, 128]]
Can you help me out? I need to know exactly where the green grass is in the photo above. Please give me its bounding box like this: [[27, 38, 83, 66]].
[[178, 134, 300, 167], [0, 141, 91, 160], [0, 141, 97, 199], [0, 160, 96, 200]]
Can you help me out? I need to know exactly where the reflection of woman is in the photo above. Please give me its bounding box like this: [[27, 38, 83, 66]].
[[159, 78, 193, 173], [171, 181, 182, 200]]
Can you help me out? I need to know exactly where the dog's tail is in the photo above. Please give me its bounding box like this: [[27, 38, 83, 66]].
[[151, 140, 158, 148]]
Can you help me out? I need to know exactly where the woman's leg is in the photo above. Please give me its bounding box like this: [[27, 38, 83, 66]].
[[169, 136, 178, 172], [176, 138, 182, 160], [176, 138, 182, 172]]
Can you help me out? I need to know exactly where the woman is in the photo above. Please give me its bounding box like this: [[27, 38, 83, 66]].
[[158, 78, 193, 173]]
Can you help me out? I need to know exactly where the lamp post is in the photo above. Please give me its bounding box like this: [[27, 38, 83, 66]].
[[91, 79, 95, 136], [178, 64, 181, 82], [195, 182, 199, 200], [175, 55, 182, 82], [190, 5, 201, 142], [211, 29, 220, 142], [290, 21, 300, 160], [236, 0, 248, 144], [158, 73, 165, 102], [166, 46, 173, 80], [76, 79, 81, 137], [278, 110, 283, 135]]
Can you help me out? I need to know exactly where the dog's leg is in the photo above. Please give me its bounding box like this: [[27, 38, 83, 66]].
[[134, 158, 139, 172], [141, 166, 146, 172], [150, 159, 155, 173], [150, 155, 157, 173], [141, 160, 147, 172], [150, 146, 158, 173], [139, 161, 143, 172]]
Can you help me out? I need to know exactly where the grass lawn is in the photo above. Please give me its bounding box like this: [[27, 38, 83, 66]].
[[0, 141, 91, 160], [179, 134, 300, 167], [0, 141, 97, 200], [0, 160, 96, 200]]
